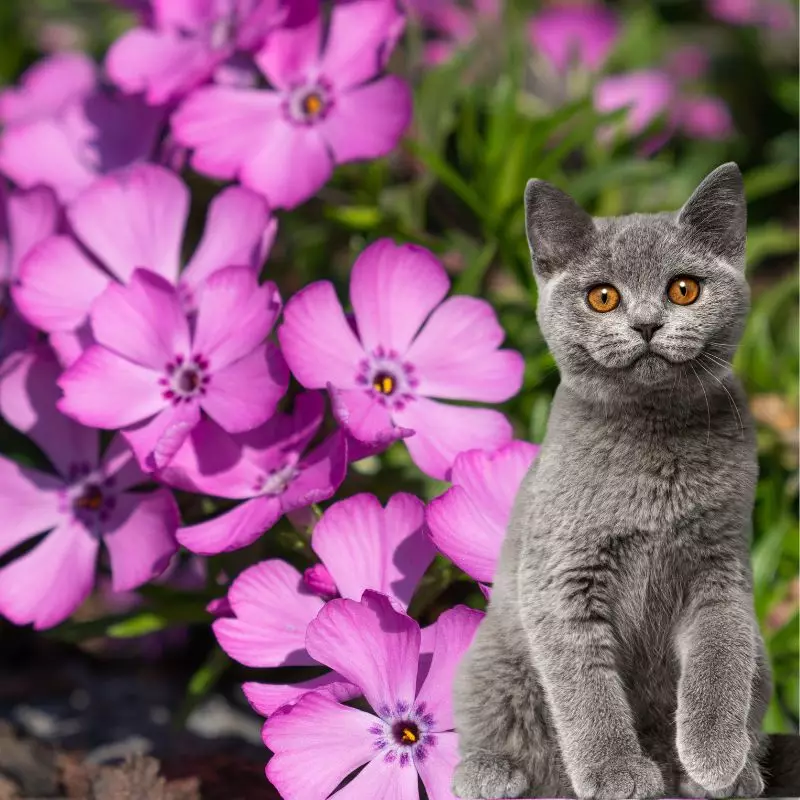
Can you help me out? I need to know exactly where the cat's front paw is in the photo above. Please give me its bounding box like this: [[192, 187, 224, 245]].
[[573, 754, 664, 799], [678, 726, 749, 792], [452, 753, 528, 799], [679, 756, 764, 798]]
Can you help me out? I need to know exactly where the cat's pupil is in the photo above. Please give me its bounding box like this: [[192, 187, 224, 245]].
[[679, 282, 687, 295]]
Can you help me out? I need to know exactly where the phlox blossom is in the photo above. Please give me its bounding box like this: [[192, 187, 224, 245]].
[[427, 441, 538, 590], [211, 492, 435, 715], [0, 52, 164, 202], [263, 591, 483, 800], [172, 0, 411, 209], [279, 238, 524, 480], [107, 0, 285, 105], [14, 163, 275, 366], [0, 347, 179, 629], [57, 266, 288, 472]]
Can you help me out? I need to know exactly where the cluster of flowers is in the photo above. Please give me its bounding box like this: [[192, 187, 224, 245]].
[[0, 0, 784, 796]]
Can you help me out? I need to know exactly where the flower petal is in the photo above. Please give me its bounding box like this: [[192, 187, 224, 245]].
[[172, 86, 282, 181], [0, 521, 99, 630], [243, 672, 360, 717], [177, 495, 282, 555], [192, 266, 281, 369], [182, 185, 275, 293], [278, 281, 364, 388], [14, 235, 110, 332], [106, 29, 216, 105], [5, 185, 60, 277], [103, 489, 179, 592], [90, 268, 190, 369], [255, 0, 322, 89], [100, 434, 148, 491], [280, 430, 348, 511], [305, 591, 420, 714], [57, 345, 164, 429], [313, 493, 433, 609], [320, 0, 406, 89], [213, 559, 323, 667], [264, 692, 377, 800], [201, 341, 289, 433], [121, 401, 201, 473], [330, 386, 411, 445], [240, 119, 332, 210], [405, 296, 524, 402], [393, 399, 513, 480], [414, 606, 484, 732], [0, 456, 63, 558], [49, 324, 95, 367], [68, 163, 188, 284], [350, 240, 450, 356], [0, 347, 97, 477], [331, 751, 420, 800], [414, 730, 460, 800], [321, 76, 411, 164]]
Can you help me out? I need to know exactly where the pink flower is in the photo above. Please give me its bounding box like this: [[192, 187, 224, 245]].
[[107, 0, 285, 105], [707, 0, 796, 30], [171, 0, 412, 209], [0, 183, 60, 361], [427, 441, 538, 588], [676, 95, 734, 140], [528, 2, 619, 73], [594, 70, 677, 136], [0, 53, 164, 203], [13, 163, 275, 366], [169, 392, 346, 554], [263, 591, 483, 800], [57, 266, 288, 472], [278, 239, 523, 480], [0, 347, 179, 629], [212, 492, 436, 715], [665, 45, 710, 82]]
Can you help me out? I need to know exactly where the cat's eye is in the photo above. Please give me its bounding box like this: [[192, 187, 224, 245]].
[[587, 284, 620, 313], [667, 276, 700, 305]]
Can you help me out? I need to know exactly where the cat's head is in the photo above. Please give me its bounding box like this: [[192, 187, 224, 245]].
[[524, 162, 749, 404]]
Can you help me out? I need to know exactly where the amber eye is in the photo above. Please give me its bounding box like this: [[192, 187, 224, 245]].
[[587, 284, 620, 313], [667, 276, 700, 305]]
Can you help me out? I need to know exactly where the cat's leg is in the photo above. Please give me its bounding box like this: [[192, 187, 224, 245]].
[[519, 555, 665, 799], [674, 571, 763, 796], [677, 632, 771, 798], [452, 617, 569, 799]]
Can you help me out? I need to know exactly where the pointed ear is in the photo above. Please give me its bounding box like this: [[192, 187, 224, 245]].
[[678, 162, 746, 266], [524, 179, 596, 277]]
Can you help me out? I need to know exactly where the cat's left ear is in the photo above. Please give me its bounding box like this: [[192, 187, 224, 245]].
[[678, 162, 746, 267]]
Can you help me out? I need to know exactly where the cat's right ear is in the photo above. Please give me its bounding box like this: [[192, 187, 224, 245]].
[[524, 179, 596, 278]]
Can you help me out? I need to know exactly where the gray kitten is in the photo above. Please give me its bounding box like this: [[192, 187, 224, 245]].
[[452, 163, 772, 799]]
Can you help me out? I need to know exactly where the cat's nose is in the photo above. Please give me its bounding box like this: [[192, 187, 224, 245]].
[[631, 323, 663, 343]]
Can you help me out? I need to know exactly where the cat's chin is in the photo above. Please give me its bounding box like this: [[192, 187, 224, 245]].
[[628, 352, 675, 384]]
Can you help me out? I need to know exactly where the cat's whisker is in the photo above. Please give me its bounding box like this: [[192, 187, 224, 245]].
[[689, 363, 711, 446], [700, 351, 732, 370], [696, 356, 745, 439]]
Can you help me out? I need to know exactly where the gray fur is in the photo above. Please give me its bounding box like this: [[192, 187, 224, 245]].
[[452, 163, 772, 799]]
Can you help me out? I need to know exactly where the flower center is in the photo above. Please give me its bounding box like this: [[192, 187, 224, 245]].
[[372, 372, 396, 395], [73, 483, 103, 511], [65, 463, 117, 528], [253, 453, 301, 496], [370, 702, 437, 767], [356, 347, 419, 411], [160, 354, 210, 404], [392, 721, 420, 745], [285, 80, 334, 125]]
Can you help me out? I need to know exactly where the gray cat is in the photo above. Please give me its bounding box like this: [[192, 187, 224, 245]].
[[452, 163, 773, 799]]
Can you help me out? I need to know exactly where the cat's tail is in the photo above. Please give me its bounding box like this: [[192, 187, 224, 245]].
[[762, 733, 800, 797]]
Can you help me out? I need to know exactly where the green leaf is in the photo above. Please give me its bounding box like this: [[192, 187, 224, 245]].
[[324, 205, 383, 230]]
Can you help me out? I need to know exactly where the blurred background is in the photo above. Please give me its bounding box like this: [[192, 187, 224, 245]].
[[0, 0, 796, 794]]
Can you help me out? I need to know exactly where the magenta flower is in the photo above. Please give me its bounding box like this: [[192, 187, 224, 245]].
[[0, 183, 60, 361], [211, 492, 435, 715], [665, 45, 710, 82], [279, 239, 523, 479], [14, 163, 275, 366], [528, 2, 619, 73], [675, 95, 734, 140], [107, 0, 285, 105], [0, 347, 179, 629], [57, 266, 288, 472], [707, 0, 796, 29], [594, 69, 677, 136], [0, 52, 164, 203], [264, 591, 483, 800], [427, 441, 538, 589], [169, 392, 346, 554], [171, 0, 412, 209]]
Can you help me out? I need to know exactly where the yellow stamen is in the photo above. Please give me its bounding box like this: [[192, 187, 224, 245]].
[[373, 374, 395, 395], [400, 727, 417, 744], [303, 93, 323, 116]]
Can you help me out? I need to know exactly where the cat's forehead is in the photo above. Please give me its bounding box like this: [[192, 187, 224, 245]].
[[590, 213, 695, 283]]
